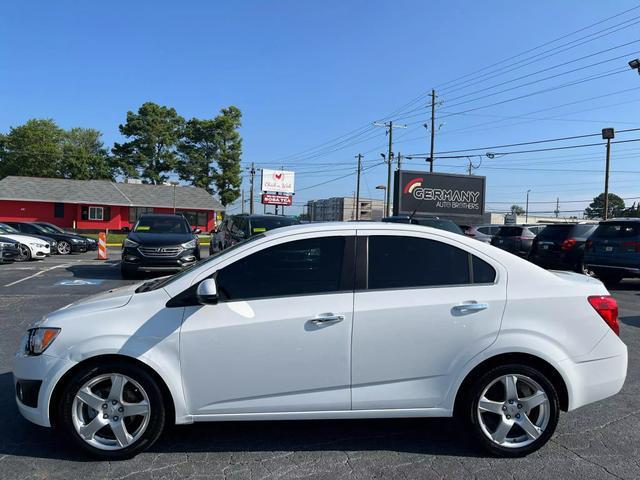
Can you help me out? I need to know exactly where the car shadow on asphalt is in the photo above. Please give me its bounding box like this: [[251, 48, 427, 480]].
[[0, 372, 483, 461], [65, 264, 166, 282]]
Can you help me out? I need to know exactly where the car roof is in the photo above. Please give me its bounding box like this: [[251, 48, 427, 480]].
[[600, 218, 640, 223]]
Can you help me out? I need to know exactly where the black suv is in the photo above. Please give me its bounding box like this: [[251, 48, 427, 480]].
[[491, 225, 547, 257], [529, 223, 598, 273], [211, 214, 301, 253], [121, 214, 201, 278], [5, 221, 91, 255]]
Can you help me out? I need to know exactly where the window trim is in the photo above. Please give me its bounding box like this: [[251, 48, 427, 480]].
[[88, 206, 104, 221], [357, 233, 499, 292]]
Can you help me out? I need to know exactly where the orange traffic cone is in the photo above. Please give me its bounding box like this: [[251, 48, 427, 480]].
[[97, 232, 108, 260]]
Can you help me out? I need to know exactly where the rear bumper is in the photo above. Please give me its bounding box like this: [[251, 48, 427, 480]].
[[562, 331, 628, 411]]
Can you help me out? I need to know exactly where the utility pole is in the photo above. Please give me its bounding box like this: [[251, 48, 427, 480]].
[[373, 121, 407, 217], [554, 197, 560, 218], [429, 89, 436, 173], [248, 162, 256, 214], [355, 154, 363, 221], [525, 189, 531, 223], [396, 151, 402, 171], [241, 190, 245, 213], [602, 128, 615, 220]]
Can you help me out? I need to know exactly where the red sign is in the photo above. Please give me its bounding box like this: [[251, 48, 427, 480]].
[[262, 193, 293, 206]]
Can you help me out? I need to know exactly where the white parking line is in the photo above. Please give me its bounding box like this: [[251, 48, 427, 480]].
[[3, 263, 74, 287]]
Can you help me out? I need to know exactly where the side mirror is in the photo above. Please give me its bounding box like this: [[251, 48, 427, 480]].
[[196, 278, 218, 305], [193, 228, 202, 235]]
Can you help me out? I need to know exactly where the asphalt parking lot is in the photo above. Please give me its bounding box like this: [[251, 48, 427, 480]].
[[0, 250, 639, 480]]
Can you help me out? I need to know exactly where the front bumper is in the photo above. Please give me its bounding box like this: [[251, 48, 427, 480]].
[[13, 352, 77, 427], [122, 246, 198, 272], [70, 242, 88, 253]]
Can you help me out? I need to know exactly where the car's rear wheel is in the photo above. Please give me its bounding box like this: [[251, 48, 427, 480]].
[[57, 241, 71, 255], [15, 244, 31, 262], [465, 364, 559, 457], [57, 362, 165, 459]]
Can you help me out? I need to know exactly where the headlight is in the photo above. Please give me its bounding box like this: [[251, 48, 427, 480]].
[[86, 238, 96, 244], [0, 241, 12, 248], [25, 328, 61, 355], [69, 238, 81, 243], [123, 238, 139, 248], [181, 239, 197, 249], [29, 243, 47, 248]]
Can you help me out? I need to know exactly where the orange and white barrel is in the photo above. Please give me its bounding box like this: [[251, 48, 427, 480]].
[[97, 232, 108, 260]]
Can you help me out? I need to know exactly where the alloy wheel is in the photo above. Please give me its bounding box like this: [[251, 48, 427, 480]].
[[15, 244, 31, 262], [71, 373, 151, 451], [476, 374, 551, 449], [58, 241, 71, 255]]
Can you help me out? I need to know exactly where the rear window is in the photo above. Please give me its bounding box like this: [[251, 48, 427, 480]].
[[536, 225, 573, 241], [592, 222, 640, 239], [496, 227, 523, 237]]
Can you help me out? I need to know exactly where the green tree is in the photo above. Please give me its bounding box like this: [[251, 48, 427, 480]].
[[584, 193, 625, 219], [0, 119, 64, 178], [60, 128, 113, 180], [177, 106, 242, 206], [112, 102, 185, 184], [510, 204, 525, 215]]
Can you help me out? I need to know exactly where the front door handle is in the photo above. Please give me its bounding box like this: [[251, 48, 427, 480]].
[[452, 302, 489, 314], [310, 313, 345, 325]]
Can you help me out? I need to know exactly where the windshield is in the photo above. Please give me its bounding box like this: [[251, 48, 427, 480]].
[[36, 223, 64, 234], [249, 216, 299, 234], [136, 234, 266, 292], [0, 224, 19, 234], [496, 226, 523, 237], [134, 216, 190, 234]]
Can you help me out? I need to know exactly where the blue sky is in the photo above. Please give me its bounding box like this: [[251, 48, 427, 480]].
[[2, 0, 640, 216]]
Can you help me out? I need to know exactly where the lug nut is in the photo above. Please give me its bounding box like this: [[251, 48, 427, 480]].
[[112, 400, 117, 405], [506, 414, 511, 419], [113, 416, 119, 421], [516, 413, 521, 419], [118, 407, 124, 413], [102, 403, 108, 409], [517, 404, 523, 409], [502, 406, 507, 411], [508, 399, 514, 404], [103, 414, 108, 419]]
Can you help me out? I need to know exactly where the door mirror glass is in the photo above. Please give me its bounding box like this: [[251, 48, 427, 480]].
[[196, 278, 218, 305]]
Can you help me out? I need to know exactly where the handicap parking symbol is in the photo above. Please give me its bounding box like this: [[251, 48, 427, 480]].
[[56, 279, 104, 286]]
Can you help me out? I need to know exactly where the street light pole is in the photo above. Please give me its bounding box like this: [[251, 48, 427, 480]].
[[525, 189, 531, 223], [602, 128, 615, 220]]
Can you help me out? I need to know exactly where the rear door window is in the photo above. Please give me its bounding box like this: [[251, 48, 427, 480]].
[[496, 227, 523, 237], [536, 225, 572, 241], [592, 222, 640, 239]]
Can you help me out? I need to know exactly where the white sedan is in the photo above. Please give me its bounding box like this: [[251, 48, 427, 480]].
[[0, 225, 50, 261], [13, 223, 627, 459]]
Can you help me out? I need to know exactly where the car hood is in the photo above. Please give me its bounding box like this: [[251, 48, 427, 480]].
[[42, 284, 140, 325], [47, 232, 87, 242], [127, 231, 194, 246]]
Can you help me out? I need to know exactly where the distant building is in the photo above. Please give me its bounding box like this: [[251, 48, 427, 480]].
[[307, 197, 387, 222], [0, 176, 224, 232]]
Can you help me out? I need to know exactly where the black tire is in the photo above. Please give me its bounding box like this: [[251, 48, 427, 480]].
[[15, 244, 32, 262], [57, 241, 71, 255], [465, 364, 560, 457], [595, 271, 623, 287], [121, 264, 138, 279], [57, 361, 166, 460]]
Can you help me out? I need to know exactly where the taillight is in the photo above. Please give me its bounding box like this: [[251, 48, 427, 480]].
[[561, 238, 577, 251], [588, 295, 619, 336], [621, 241, 640, 252]]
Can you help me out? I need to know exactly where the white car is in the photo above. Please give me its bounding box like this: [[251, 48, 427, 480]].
[[13, 223, 627, 459], [0, 226, 50, 261]]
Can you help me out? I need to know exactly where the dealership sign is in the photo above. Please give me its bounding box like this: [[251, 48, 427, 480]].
[[393, 170, 485, 217], [261, 193, 293, 206], [261, 169, 295, 194]]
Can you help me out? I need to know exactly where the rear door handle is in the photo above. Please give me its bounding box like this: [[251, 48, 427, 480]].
[[310, 313, 345, 325], [452, 302, 489, 314]]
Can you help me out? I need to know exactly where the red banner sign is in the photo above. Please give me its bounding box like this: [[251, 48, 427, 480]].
[[261, 193, 293, 206]]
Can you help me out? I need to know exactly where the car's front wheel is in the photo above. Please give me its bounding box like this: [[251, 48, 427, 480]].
[[57, 241, 71, 255], [57, 362, 166, 459], [15, 244, 32, 262], [466, 364, 559, 457]]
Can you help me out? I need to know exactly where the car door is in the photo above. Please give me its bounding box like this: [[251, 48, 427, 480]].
[[351, 229, 507, 410], [179, 231, 356, 416]]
